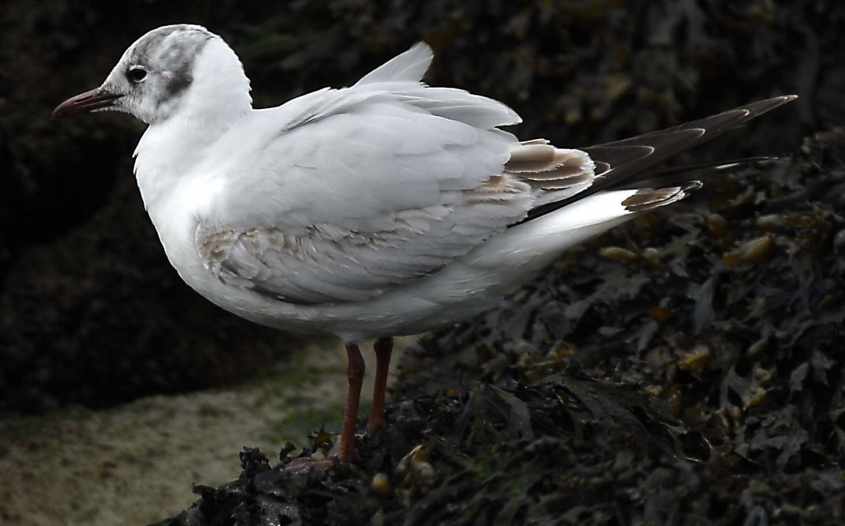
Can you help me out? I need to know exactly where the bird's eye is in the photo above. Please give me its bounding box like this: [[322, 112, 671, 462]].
[[127, 66, 148, 83]]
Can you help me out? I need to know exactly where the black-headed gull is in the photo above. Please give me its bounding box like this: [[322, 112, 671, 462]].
[[54, 24, 796, 463]]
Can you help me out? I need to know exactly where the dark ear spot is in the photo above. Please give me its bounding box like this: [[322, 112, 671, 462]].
[[164, 67, 193, 97], [154, 31, 212, 102]]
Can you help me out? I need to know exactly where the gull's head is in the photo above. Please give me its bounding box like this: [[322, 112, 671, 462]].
[[53, 24, 251, 124]]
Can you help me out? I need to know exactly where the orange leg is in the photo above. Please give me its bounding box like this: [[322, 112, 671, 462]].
[[339, 342, 365, 463], [367, 337, 394, 433]]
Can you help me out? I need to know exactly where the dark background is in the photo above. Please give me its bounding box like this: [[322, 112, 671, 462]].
[[0, 1, 838, 410]]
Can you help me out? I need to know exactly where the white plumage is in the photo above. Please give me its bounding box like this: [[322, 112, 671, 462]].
[[53, 24, 796, 462], [120, 36, 615, 341], [52, 25, 793, 342]]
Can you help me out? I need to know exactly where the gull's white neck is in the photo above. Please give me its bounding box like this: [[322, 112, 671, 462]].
[[133, 38, 252, 212]]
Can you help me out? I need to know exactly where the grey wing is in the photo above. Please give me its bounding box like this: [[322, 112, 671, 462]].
[[195, 43, 598, 305], [196, 135, 600, 306], [195, 48, 511, 304]]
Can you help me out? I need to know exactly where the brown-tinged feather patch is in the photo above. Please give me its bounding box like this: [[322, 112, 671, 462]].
[[622, 181, 703, 212], [504, 140, 596, 195]]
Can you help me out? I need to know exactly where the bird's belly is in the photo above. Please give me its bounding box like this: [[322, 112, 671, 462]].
[[145, 214, 552, 342], [184, 265, 498, 340], [152, 220, 512, 340], [146, 189, 611, 341]]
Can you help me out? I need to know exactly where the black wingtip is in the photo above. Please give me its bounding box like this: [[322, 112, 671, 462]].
[[738, 94, 800, 123], [520, 95, 799, 224]]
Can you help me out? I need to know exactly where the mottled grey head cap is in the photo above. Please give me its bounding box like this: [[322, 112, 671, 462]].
[[123, 24, 214, 99]]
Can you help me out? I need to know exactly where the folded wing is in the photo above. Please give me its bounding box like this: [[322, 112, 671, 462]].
[[196, 44, 545, 304]]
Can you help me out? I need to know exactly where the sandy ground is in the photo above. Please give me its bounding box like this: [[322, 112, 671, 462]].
[[0, 337, 411, 526]]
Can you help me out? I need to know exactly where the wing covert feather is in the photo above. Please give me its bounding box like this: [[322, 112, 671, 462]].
[[196, 44, 535, 304]]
